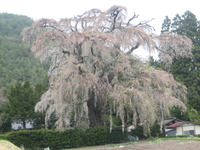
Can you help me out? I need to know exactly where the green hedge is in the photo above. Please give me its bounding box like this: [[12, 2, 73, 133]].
[[5, 129, 83, 149], [130, 124, 165, 140], [150, 124, 165, 137], [0, 134, 6, 140], [130, 126, 146, 139], [2, 126, 127, 149], [109, 127, 128, 143], [85, 126, 110, 146]]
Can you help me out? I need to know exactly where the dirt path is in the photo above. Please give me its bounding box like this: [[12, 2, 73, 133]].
[[115, 140, 200, 150], [67, 140, 200, 150]]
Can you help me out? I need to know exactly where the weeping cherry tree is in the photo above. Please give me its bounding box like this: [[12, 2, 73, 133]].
[[22, 6, 193, 135]]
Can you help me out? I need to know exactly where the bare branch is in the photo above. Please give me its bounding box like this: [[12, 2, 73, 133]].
[[110, 9, 120, 31], [127, 12, 139, 26], [134, 18, 155, 28]]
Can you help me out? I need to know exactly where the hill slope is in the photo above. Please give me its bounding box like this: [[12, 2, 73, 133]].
[[0, 13, 49, 89]]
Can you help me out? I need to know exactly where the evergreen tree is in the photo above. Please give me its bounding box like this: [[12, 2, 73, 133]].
[[32, 80, 48, 129], [188, 108, 200, 123], [161, 16, 171, 33], [3, 81, 46, 129], [181, 11, 198, 43], [5, 81, 37, 129], [171, 14, 182, 34], [170, 106, 189, 121]]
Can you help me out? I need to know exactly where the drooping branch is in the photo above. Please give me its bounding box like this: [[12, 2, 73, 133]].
[[126, 43, 140, 54], [156, 32, 193, 69]]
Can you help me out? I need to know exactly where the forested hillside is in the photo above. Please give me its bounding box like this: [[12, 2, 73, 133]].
[[0, 13, 49, 90]]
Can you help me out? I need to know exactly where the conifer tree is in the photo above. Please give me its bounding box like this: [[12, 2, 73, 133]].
[[5, 81, 36, 129], [4, 81, 46, 129], [161, 16, 171, 33]]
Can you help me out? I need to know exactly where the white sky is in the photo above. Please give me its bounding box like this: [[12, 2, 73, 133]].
[[0, 0, 199, 60], [1, 0, 200, 33]]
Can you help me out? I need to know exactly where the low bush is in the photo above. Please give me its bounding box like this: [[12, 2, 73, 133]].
[[85, 126, 109, 146], [5, 129, 83, 149], [130, 126, 146, 140], [130, 124, 165, 140], [3, 126, 128, 149], [0, 134, 6, 140], [150, 124, 165, 137], [109, 127, 128, 143], [176, 135, 191, 138]]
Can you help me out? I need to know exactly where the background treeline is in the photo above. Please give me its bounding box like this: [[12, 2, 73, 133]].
[[151, 11, 200, 122]]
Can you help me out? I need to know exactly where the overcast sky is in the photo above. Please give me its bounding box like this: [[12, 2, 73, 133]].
[[1, 0, 199, 60], [1, 0, 200, 33]]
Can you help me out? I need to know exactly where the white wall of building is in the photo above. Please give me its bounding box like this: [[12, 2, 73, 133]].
[[176, 124, 200, 136]]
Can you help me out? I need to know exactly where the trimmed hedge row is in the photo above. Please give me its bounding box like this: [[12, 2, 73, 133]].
[[0, 134, 6, 140], [2, 126, 127, 149]]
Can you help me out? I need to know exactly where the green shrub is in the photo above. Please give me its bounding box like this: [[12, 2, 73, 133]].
[[3, 126, 129, 149], [67, 128, 85, 147], [6, 130, 48, 149], [85, 126, 109, 146], [150, 124, 165, 137], [0, 134, 6, 140], [195, 134, 200, 137], [130, 126, 146, 140], [109, 127, 128, 143], [176, 135, 191, 138]]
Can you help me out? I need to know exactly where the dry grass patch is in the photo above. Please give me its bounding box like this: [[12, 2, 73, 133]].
[[0, 140, 21, 150]]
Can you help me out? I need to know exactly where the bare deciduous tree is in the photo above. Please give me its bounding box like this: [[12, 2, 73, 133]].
[[22, 6, 192, 135]]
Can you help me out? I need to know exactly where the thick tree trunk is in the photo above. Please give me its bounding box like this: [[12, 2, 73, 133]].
[[22, 120, 26, 129], [87, 89, 103, 127]]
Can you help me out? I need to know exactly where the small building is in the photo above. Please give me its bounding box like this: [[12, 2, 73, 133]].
[[164, 118, 200, 136]]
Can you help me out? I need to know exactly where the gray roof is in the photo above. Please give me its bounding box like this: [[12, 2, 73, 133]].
[[163, 118, 176, 125]]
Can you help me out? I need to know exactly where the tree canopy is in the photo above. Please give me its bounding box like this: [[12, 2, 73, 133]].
[[23, 6, 192, 135]]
